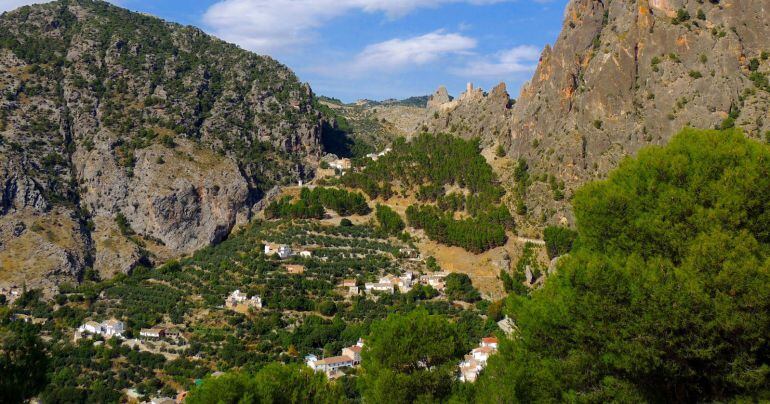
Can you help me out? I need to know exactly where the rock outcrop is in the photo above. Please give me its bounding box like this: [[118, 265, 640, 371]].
[[0, 0, 324, 292], [508, 0, 770, 223], [427, 86, 451, 109], [423, 82, 514, 147]]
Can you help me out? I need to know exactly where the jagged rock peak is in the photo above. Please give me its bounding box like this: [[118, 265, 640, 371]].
[[508, 0, 770, 224], [427, 86, 451, 108]]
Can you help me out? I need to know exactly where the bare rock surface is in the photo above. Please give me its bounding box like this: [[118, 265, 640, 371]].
[[0, 0, 324, 292]]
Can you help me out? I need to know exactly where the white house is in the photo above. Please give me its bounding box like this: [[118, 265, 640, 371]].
[[307, 339, 365, 377], [459, 357, 484, 382], [78, 319, 125, 338], [264, 243, 293, 259], [472, 346, 495, 362], [299, 250, 312, 258], [329, 158, 352, 171], [150, 397, 176, 404], [140, 327, 165, 339], [481, 337, 498, 349], [395, 271, 417, 292], [458, 336, 499, 383], [307, 355, 355, 373], [341, 339, 365, 364], [420, 272, 448, 291], [278, 245, 293, 259], [226, 290, 262, 310], [102, 319, 125, 337], [79, 321, 101, 335], [364, 281, 394, 294]]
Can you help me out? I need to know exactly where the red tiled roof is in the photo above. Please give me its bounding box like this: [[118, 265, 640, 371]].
[[482, 337, 498, 344]]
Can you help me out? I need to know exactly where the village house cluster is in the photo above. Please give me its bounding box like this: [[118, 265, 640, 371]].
[[225, 289, 262, 311], [458, 337, 499, 382], [341, 271, 449, 296], [76, 319, 126, 340], [306, 338, 364, 378]]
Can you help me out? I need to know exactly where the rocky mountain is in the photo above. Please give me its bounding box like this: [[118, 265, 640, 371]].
[[0, 0, 324, 292], [424, 0, 770, 226], [509, 0, 770, 223], [425, 82, 514, 147]]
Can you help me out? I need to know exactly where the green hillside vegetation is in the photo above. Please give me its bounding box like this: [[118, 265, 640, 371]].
[[473, 128, 770, 402], [266, 187, 371, 219], [1, 219, 494, 401], [543, 226, 578, 259], [338, 133, 513, 252], [186, 363, 346, 404], [0, 311, 48, 403], [375, 204, 405, 236], [406, 204, 512, 253]]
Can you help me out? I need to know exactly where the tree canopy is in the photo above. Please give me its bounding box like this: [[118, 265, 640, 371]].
[[359, 309, 461, 403], [186, 363, 346, 404], [542, 226, 577, 259], [474, 128, 770, 402], [0, 312, 48, 403]]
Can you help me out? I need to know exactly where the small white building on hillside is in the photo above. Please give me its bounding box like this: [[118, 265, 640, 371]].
[[265, 243, 293, 259], [225, 290, 262, 310], [420, 272, 448, 291], [78, 319, 125, 339], [329, 158, 352, 171], [364, 281, 394, 294], [307, 339, 365, 378], [458, 336, 499, 383], [140, 327, 165, 339]]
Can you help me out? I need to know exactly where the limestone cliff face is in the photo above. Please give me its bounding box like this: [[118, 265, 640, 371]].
[[425, 82, 514, 147], [0, 0, 323, 291], [509, 0, 770, 223]]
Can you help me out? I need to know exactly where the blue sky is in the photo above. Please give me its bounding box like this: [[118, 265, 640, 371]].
[[4, 0, 569, 102]]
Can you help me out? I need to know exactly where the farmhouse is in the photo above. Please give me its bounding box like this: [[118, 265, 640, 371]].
[[139, 327, 165, 339], [329, 158, 352, 171], [364, 281, 394, 294], [420, 272, 449, 291], [225, 290, 262, 310], [307, 339, 365, 377], [78, 319, 125, 339], [265, 243, 293, 259]]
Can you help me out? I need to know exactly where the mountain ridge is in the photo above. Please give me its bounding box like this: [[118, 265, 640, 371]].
[[0, 0, 324, 291]]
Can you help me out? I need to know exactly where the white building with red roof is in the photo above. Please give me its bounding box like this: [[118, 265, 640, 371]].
[[307, 339, 365, 377], [458, 336, 499, 383]]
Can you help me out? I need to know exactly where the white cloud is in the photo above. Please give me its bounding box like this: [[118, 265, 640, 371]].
[[203, 0, 509, 54], [1, 0, 53, 13], [350, 30, 476, 73], [452, 45, 540, 77]]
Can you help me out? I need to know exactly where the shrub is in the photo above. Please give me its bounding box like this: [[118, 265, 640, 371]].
[[543, 226, 578, 259]]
